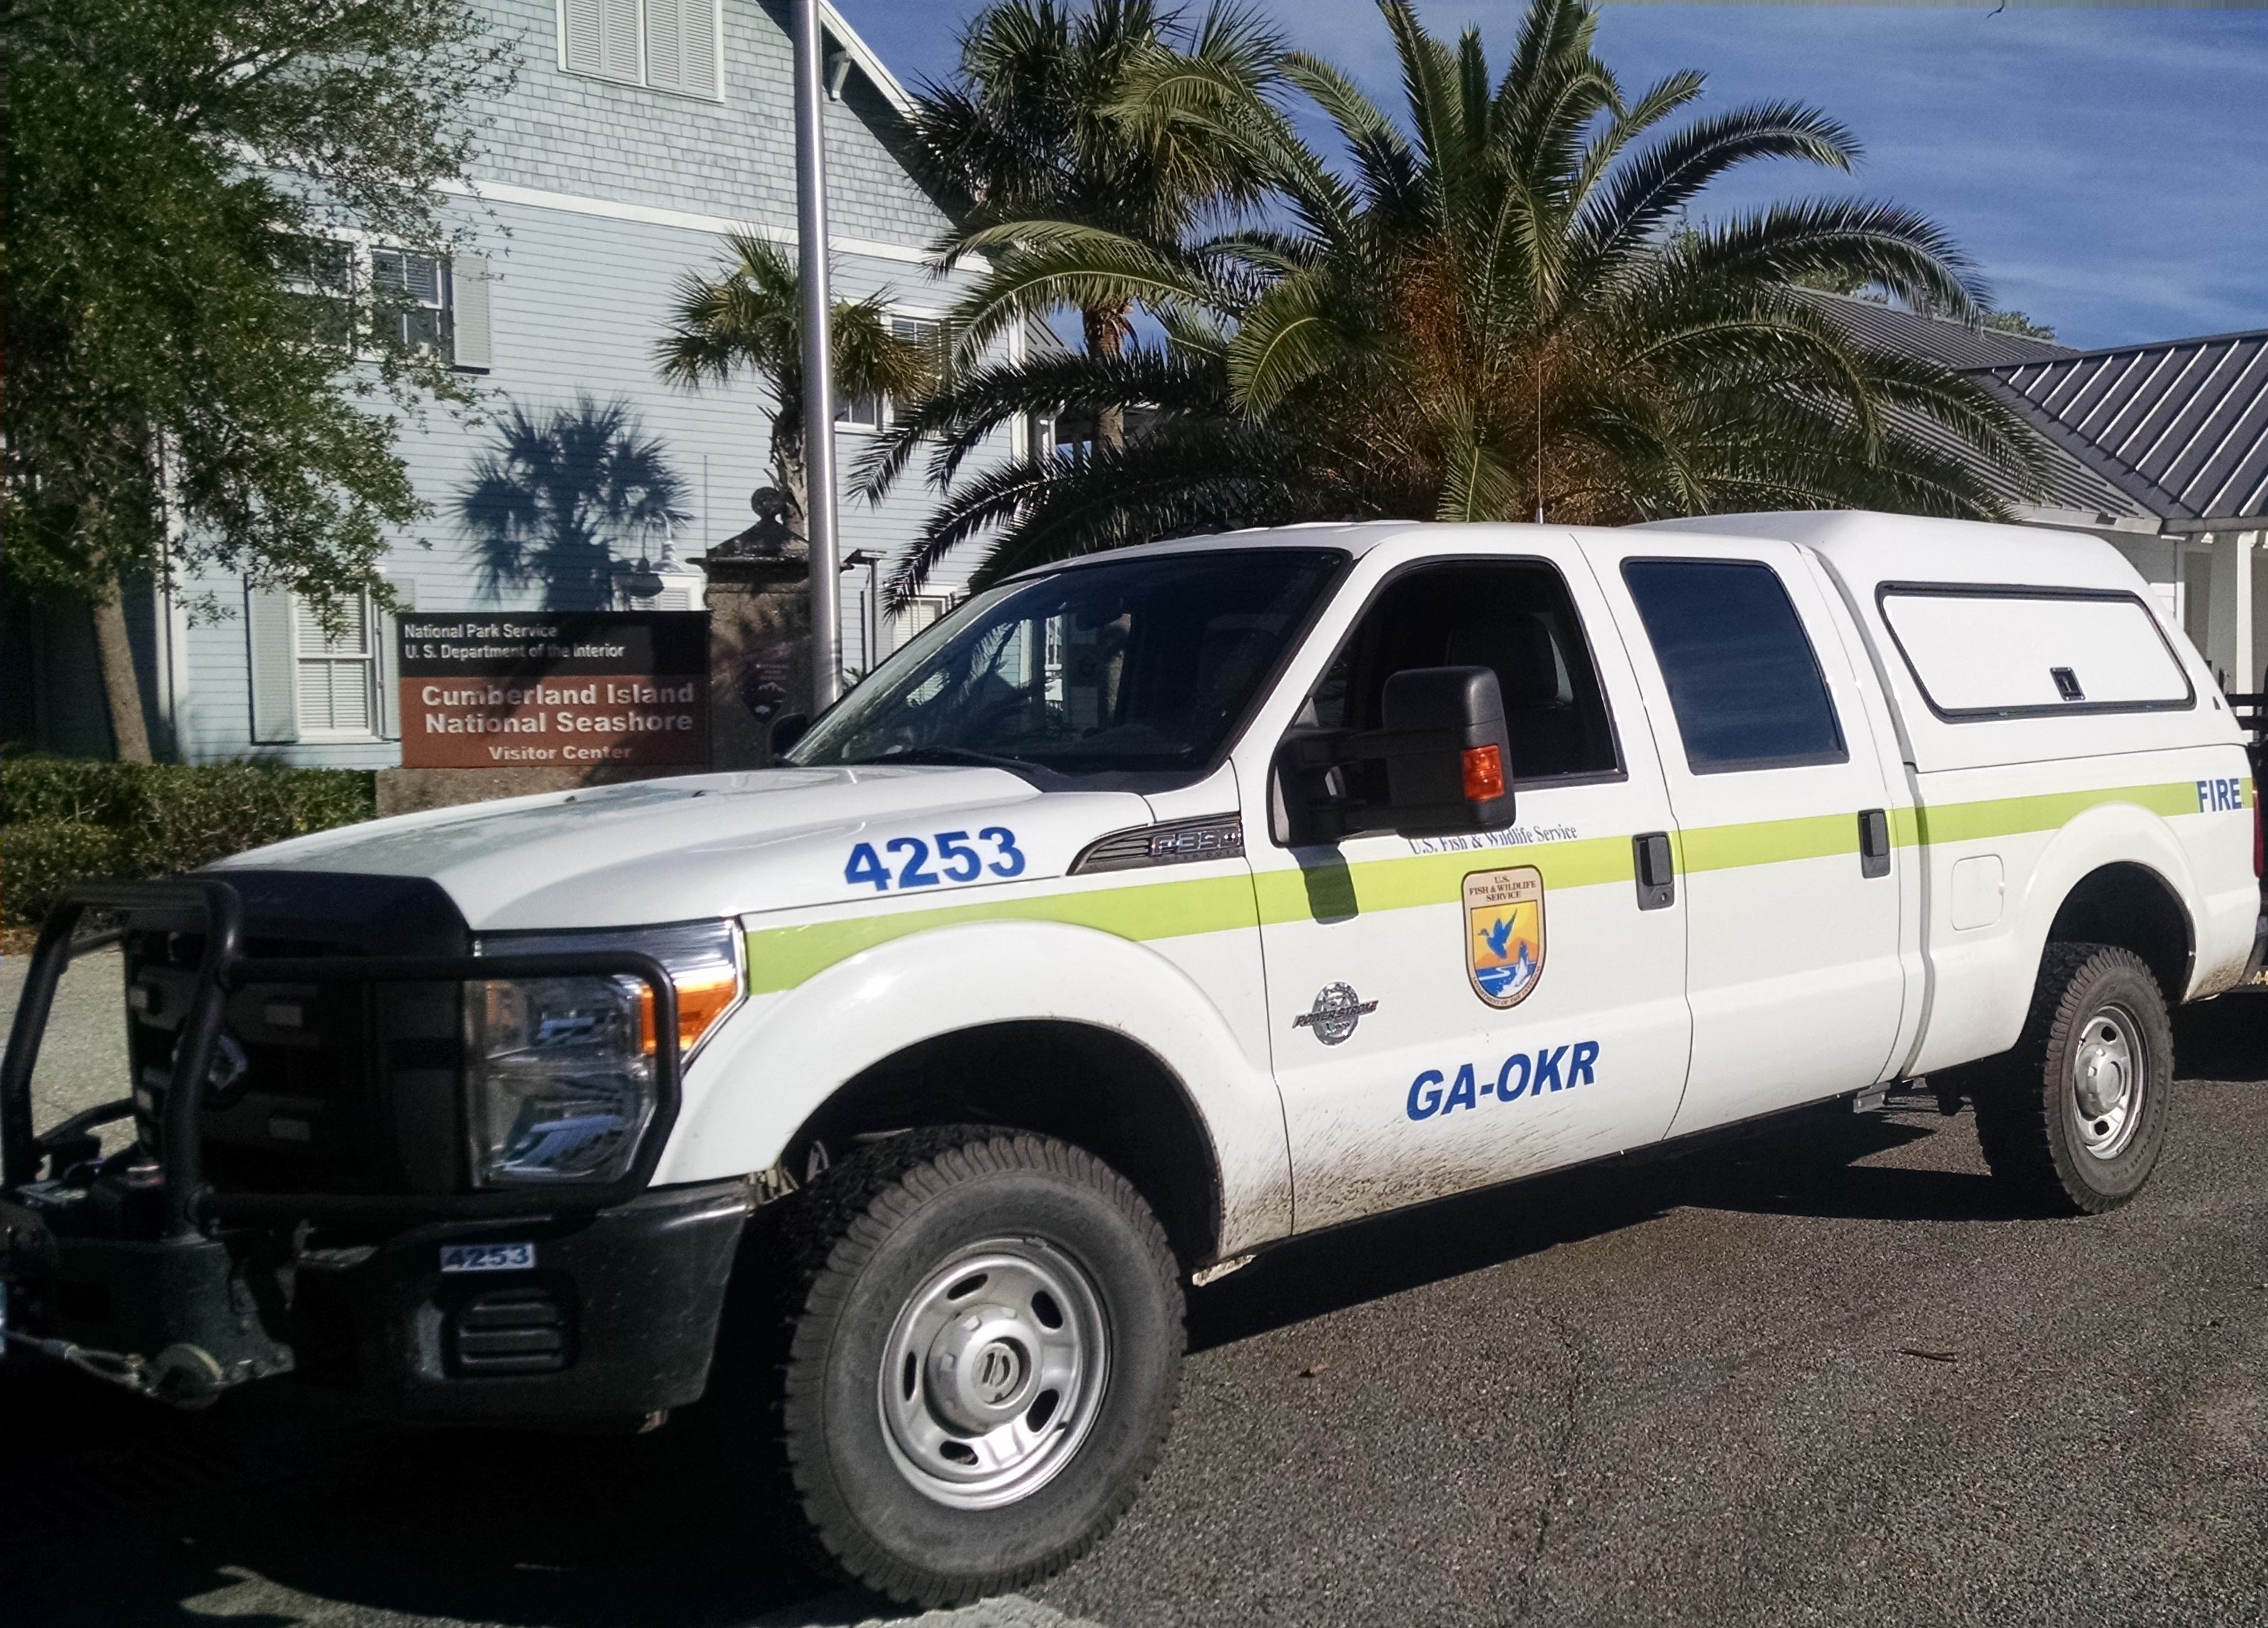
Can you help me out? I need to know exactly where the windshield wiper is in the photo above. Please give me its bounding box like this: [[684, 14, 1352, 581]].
[[847, 745, 1037, 774]]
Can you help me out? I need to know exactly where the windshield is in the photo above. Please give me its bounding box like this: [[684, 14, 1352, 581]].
[[789, 548, 1345, 783]]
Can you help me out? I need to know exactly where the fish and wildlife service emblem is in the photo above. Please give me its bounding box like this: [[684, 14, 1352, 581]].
[[1465, 866, 1545, 1008], [1293, 982, 1377, 1045]]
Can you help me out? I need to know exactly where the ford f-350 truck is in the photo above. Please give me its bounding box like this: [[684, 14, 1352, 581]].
[[4, 509, 2260, 1606]]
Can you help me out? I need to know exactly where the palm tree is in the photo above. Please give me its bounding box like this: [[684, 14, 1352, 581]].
[[873, 0, 2043, 604], [655, 233, 933, 546], [458, 395, 689, 607], [901, 0, 1280, 450]]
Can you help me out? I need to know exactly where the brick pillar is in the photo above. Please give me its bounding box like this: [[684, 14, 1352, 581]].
[[696, 555, 811, 769]]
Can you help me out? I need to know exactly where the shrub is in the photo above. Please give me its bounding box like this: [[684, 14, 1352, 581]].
[[1, 821, 127, 929], [1, 758, 377, 927]]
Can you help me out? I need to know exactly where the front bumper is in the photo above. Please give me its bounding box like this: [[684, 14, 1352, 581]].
[[1, 1177, 753, 1424], [289, 1177, 752, 1423]]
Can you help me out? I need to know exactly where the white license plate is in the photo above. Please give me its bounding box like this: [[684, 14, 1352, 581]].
[[439, 1242, 535, 1274]]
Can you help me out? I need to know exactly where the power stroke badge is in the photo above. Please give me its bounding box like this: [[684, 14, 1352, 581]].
[[1465, 865, 1545, 1008], [1293, 983, 1377, 1045]]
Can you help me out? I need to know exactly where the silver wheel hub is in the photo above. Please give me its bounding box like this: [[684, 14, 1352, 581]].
[[2069, 1005, 2143, 1160], [879, 1238, 1107, 1510]]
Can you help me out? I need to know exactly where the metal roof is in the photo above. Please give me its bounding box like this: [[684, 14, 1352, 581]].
[[1799, 290, 2077, 371], [1974, 331, 2268, 533], [1810, 293, 2268, 535]]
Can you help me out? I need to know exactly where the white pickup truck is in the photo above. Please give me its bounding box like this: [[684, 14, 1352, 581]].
[[4, 509, 2259, 1606]]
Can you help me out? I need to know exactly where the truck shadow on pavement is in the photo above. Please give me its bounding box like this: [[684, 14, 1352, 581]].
[[1188, 1105, 1992, 1352], [1189, 990, 2263, 1353], [6, 993, 2257, 1628]]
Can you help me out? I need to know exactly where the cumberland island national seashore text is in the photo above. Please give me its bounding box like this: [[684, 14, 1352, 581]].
[[396, 611, 711, 768]]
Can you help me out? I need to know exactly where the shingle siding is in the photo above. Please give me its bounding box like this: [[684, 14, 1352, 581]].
[[470, 0, 947, 250], [165, 0, 1005, 767]]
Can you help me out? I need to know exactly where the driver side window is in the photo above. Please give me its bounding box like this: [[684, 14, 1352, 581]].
[[1307, 560, 1623, 785]]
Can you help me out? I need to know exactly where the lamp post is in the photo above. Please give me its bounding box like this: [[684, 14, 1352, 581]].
[[842, 548, 883, 679], [794, 0, 842, 708]]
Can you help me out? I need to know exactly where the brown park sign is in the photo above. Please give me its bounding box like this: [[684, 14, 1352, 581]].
[[397, 611, 711, 770]]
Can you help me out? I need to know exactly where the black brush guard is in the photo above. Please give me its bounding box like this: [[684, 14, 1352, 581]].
[[0, 878, 683, 1403]]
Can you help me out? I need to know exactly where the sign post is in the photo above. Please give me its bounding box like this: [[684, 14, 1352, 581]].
[[396, 611, 711, 771]]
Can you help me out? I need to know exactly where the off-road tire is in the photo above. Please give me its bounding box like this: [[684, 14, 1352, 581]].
[[726, 1126, 1184, 1608], [1974, 943, 2172, 1215]]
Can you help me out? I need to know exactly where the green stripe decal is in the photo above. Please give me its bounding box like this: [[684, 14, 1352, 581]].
[[1912, 782, 2198, 845], [742, 780, 2210, 993], [1679, 811, 1858, 873], [1248, 834, 1635, 925], [746, 871, 1260, 993]]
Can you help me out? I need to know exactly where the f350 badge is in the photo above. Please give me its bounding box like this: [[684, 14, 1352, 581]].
[[1465, 866, 1545, 1008], [1293, 982, 1377, 1046]]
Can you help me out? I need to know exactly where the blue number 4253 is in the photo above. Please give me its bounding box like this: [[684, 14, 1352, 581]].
[[845, 827, 1025, 892]]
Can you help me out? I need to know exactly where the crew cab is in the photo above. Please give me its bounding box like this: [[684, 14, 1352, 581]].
[[4, 510, 2260, 1607]]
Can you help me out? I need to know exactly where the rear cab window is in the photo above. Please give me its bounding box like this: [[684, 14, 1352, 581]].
[[1620, 559, 1847, 774]]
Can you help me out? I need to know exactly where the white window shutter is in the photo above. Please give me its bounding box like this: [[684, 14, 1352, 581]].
[[562, 0, 604, 74], [645, 0, 682, 91], [247, 587, 300, 743], [602, 0, 639, 80], [682, 0, 719, 97], [451, 255, 492, 370]]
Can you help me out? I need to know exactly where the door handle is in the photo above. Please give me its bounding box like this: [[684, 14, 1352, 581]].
[[1858, 808, 1891, 878], [1633, 832, 1675, 910]]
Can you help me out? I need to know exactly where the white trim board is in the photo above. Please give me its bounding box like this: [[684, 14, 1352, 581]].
[[819, 0, 915, 115], [446, 177, 957, 268]]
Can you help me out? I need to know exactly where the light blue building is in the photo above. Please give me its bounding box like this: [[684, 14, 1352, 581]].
[[9, 0, 1010, 767]]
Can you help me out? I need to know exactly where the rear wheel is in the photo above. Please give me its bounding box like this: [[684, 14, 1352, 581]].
[[732, 1126, 1183, 1607], [1974, 943, 2172, 1215]]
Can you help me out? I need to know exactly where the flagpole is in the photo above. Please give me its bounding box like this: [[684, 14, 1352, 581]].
[[794, 0, 842, 709]]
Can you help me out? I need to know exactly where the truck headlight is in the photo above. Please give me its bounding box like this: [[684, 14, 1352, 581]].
[[466, 920, 743, 1187]]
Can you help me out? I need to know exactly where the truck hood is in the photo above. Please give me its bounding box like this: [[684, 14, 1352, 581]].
[[208, 767, 1155, 931]]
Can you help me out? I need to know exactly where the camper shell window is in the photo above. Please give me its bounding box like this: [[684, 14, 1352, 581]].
[[1877, 583, 2195, 721]]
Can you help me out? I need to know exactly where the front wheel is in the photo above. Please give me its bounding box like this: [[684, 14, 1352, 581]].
[[739, 1127, 1184, 1607], [1974, 943, 2172, 1215]]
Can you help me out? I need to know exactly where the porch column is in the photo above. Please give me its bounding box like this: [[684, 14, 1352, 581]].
[[2242, 531, 2263, 694]]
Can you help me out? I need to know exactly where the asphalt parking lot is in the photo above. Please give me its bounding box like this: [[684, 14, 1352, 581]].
[[4, 951, 2265, 1627]]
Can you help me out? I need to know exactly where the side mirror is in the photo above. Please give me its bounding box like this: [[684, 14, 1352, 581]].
[[1275, 665, 1515, 844], [769, 712, 811, 756], [1377, 666, 1515, 834]]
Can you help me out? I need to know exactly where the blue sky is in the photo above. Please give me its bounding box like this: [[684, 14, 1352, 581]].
[[835, 1, 2268, 350]]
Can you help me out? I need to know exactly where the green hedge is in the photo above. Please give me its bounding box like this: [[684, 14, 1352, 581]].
[[1, 758, 376, 928]]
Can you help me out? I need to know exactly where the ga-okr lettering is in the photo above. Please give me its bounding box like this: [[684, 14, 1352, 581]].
[[1407, 1041, 1601, 1121]]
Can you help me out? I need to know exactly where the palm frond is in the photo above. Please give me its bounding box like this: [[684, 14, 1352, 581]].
[[1571, 103, 1859, 281]]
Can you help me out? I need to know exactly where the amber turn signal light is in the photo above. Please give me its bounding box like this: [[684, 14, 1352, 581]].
[[1462, 744, 1505, 802], [635, 964, 744, 1055]]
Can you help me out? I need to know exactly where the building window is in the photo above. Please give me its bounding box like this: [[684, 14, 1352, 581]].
[[276, 239, 491, 372], [888, 592, 957, 655], [839, 316, 942, 432], [249, 582, 413, 745], [372, 248, 450, 354], [293, 594, 379, 737], [282, 237, 358, 349], [560, 0, 721, 98]]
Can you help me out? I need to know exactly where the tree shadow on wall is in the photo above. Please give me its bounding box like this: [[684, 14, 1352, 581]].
[[458, 395, 691, 609]]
